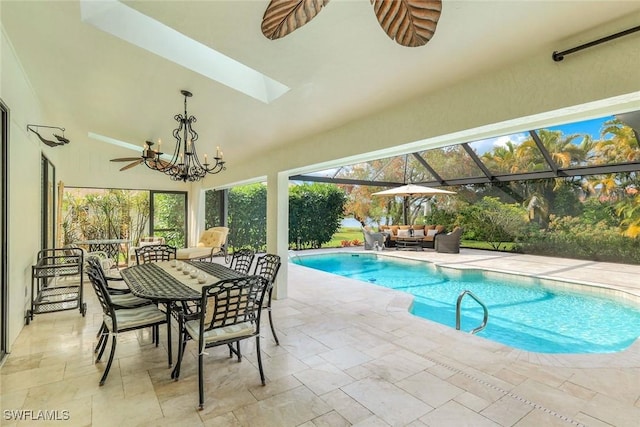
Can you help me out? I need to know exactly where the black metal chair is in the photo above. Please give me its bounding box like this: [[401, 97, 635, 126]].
[[86, 256, 132, 298], [86, 257, 157, 348], [135, 244, 177, 265], [228, 248, 255, 274], [174, 275, 270, 409], [253, 254, 282, 345], [86, 262, 169, 386]]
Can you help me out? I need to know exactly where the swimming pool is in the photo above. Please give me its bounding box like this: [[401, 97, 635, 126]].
[[292, 252, 640, 354]]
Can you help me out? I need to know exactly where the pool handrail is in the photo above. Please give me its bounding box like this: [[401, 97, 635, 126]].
[[456, 290, 489, 334]]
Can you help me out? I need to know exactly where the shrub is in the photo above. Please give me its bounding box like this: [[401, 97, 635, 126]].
[[290, 183, 347, 249], [521, 216, 640, 263], [460, 196, 530, 250]]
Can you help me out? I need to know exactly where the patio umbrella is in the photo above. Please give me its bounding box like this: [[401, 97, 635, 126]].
[[372, 184, 456, 224], [372, 183, 456, 197]]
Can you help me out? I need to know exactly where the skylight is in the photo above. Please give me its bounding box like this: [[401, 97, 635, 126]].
[[89, 132, 171, 161], [80, 0, 289, 104]]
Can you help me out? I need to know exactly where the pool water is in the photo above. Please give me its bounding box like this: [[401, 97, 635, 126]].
[[292, 253, 640, 354]]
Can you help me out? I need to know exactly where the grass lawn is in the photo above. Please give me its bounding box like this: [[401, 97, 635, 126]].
[[323, 227, 363, 248], [461, 240, 516, 251]]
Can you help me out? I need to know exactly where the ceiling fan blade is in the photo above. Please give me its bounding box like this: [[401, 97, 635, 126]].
[[120, 159, 143, 171], [371, 0, 442, 47], [157, 159, 171, 168], [262, 0, 330, 40], [111, 157, 141, 162]]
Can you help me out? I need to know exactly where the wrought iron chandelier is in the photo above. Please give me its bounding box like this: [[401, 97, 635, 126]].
[[142, 90, 225, 182]]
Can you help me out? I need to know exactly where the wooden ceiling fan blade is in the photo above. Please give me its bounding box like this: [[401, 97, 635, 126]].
[[111, 157, 141, 162], [371, 0, 442, 47], [120, 160, 143, 171], [157, 159, 171, 168], [262, 0, 330, 40]]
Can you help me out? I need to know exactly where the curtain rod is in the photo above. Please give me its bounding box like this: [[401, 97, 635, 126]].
[[552, 24, 640, 62]]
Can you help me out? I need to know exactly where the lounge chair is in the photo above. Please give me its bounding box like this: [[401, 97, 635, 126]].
[[176, 227, 229, 261], [435, 227, 463, 253]]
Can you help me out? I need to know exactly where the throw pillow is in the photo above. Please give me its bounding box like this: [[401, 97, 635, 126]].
[[413, 229, 425, 237], [397, 229, 410, 237], [426, 229, 438, 237]]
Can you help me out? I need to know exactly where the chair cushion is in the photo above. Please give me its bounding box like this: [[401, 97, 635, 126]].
[[177, 247, 215, 260], [110, 293, 153, 308], [104, 305, 165, 331], [198, 230, 224, 248], [139, 237, 165, 247], [185, 320, 255, 345]]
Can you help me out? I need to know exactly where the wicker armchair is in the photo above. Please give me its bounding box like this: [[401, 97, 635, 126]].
[[435, 227, 463, 254]]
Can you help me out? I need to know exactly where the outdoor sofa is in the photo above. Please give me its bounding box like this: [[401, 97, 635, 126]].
[[379, 224, 446, 249]]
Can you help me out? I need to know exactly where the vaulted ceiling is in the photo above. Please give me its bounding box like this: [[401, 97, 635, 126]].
[[3, 1, 640, 170]]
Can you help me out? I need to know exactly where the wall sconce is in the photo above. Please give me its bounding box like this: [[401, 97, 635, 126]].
[[27, 124, 70, 147]]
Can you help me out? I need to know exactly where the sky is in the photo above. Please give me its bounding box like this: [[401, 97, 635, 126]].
[[547, 116, 609, 141], [471, 115, 613, 155]]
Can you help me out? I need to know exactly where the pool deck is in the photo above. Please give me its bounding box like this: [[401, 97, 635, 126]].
[[1, 249, 639, 426]]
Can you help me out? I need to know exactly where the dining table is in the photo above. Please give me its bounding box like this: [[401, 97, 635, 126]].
[[120, 260, 245, 373]]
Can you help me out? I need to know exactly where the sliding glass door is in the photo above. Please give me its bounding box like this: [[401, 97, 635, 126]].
[[150, 191, 187, 248], [1, 99, 8, 359], [41, 155, 55, 250]]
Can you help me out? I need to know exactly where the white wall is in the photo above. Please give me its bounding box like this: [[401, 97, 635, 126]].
[[1, 28, 49, 348]]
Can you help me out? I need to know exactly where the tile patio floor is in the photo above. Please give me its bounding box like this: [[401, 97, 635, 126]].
[[1, 248, 639, 426]]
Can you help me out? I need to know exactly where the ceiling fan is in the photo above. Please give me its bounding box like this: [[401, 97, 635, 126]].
[[261, 0, 442, 47], [110, 141, 170, 172]]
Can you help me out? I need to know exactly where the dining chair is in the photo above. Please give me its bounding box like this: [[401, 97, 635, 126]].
[[86, 257, 157, 349], [64, 243, 115, 272], [228, 248, 255, 274], [174, 275, 270, 409], [135, 243, 180, 355], [135, 244, 177, 264], [86, 262, 169, 386], [252, 253, 282, 345]]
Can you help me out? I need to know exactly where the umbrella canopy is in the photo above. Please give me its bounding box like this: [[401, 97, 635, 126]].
[[372, 184, 456, 197], [372, 184, 456, 225]]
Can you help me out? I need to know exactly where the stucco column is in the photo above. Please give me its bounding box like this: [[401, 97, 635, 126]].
[[189, 182, 204, 247], [267, 171, 289, 299]]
